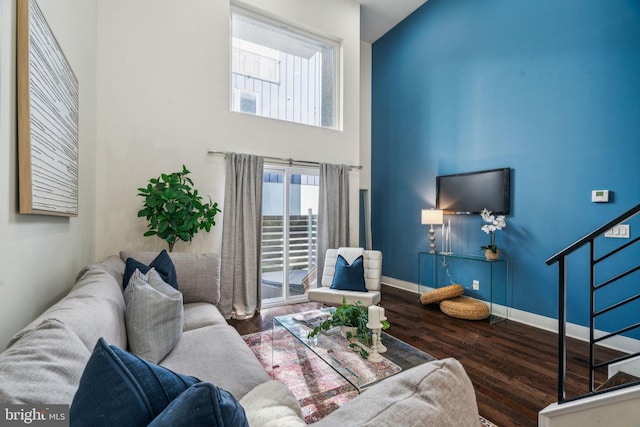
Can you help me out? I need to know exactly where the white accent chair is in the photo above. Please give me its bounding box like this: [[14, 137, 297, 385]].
[[307, 247, 382, 306]]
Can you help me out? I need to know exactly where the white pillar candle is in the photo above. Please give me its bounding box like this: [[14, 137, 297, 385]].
[[446, 219, 451, 252], [368, 305, 380, 325], [379, 306, 386, 321]]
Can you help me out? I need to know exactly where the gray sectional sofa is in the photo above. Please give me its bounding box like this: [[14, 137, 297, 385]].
[[0, 251, 481, 426]]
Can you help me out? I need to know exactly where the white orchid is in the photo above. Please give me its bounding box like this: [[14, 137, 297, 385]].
[[480, 209, 507, 253]]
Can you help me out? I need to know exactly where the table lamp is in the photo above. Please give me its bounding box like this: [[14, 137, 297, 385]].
[[421, 209, 444, 253]]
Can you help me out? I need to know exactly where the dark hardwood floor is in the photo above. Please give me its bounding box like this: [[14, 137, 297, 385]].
[[228, 285, 625, 427]]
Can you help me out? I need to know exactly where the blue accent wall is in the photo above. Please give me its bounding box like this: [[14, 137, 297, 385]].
[[371, 0, 640, 328]]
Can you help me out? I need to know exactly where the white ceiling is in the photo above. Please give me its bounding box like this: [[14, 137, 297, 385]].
[[356, 0, 428, 43]]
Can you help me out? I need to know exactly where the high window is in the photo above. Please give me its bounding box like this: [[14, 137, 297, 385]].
[[231, 7, 339, 129]]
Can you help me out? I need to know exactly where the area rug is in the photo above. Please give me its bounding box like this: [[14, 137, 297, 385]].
[[242, 330, 498, 426]]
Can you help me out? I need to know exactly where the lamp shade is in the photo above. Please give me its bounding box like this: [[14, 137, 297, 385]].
[[421, 209, 444, 225]]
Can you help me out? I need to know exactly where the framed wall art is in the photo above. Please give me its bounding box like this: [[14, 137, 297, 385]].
[[17, 0, 78, 216]]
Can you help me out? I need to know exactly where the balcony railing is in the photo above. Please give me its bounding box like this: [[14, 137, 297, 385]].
[[261, 213, 317, 299]]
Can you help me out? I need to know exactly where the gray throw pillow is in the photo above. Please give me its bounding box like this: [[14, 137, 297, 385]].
[[312, 358, 480, 427], [124, 268, 184, 363]]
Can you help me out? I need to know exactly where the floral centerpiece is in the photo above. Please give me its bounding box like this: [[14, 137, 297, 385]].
[[480, 208, 507, 259]]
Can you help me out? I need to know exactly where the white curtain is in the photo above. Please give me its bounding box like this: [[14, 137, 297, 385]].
[[317, 163, 350, 285], [219, 153, 264, 319]]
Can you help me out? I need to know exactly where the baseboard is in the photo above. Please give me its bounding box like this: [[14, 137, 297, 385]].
[[381, 275, 419, 294], [507, 307, 640, 354], [381, 276, 640, 355]]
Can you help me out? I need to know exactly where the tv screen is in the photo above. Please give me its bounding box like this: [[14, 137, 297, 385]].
[[436, 168, 511, 215]]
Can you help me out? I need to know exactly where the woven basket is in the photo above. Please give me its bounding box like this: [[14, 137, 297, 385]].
[[440, 296, 490, 320], [420, 284, 464, 305]]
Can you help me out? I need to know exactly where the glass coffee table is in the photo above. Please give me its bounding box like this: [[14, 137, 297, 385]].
[[273, 308, 434, 392]]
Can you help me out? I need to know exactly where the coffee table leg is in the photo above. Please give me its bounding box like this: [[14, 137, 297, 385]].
[[272, 318, 283, 371]]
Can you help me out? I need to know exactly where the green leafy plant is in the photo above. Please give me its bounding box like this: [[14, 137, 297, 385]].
[[137, 165, 221, 252], [307, 298, 390, 359]]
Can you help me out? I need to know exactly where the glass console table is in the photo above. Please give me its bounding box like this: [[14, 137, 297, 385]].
[[418, 252, 509, 323]]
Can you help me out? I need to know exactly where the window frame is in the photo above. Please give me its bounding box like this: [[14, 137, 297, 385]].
[[261, 164, 320, 307], [232, 88, 261, 115], [230, 5, 341, 130]]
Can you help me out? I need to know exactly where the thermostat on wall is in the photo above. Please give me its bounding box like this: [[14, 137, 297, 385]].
[[592, 190, 610, 203]]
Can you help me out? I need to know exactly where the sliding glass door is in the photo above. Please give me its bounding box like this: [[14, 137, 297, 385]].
[[262, 167, 319, 306]]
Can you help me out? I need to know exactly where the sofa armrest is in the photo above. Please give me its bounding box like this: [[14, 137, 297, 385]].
[[311, 358, 479, 427], [120, 251, 221, 305]]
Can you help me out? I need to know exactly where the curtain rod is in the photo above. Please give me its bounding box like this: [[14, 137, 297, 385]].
[[207, 149, 363, 170]]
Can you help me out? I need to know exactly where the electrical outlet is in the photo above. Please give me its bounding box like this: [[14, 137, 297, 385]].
[[472, 280, 480, 290]]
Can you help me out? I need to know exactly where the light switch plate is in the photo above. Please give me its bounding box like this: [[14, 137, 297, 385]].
[[605, 224, 630, 238]]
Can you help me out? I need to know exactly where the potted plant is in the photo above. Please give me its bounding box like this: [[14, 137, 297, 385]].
[[307, 298, 390, 359], [137, 165, 221, 252], [480, 208, 507, 260]]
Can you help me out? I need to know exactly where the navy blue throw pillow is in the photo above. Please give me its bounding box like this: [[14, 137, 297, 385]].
[[123, 250, 178, 290], [330, 255, 367, 292], [70, 338, 199, 427], [148, 382, 248, 427]]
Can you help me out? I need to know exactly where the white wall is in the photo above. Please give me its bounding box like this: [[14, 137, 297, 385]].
[[359, 41, 372, 247], [0, 0, 98, 349], [0, 0, 363, 347], [359, 41, 372, 192], [95, 0, 362, 257]]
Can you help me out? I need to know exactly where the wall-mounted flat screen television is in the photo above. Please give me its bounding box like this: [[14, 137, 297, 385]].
[[436, 168, 511, 215]]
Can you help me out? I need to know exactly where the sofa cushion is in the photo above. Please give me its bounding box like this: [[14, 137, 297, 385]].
[[123, 250, 178, 290], [121, 251, 221, 305], [124, 268, 184, 363], [160, 324, 270, 399], [313, 358, 480, 427], [183, 302, 227, 331], [330, 255, 367, 292], [74, 255, 126, 289], [307, 287, 381, 306], [0, 319, 91, 404], [148, 382, 248, 427], [70, 338, 199, 427], [239, 380, 305, 427], [8, 264, 127, 351]]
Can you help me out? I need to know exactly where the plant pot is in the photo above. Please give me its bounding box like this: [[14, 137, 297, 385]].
[[340, 326, 358, 339], [484, 249, 500, 261]]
